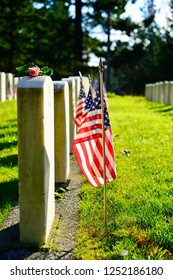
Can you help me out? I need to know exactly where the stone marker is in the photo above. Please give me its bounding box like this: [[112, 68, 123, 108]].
[[145, 84, 150, 100], [69, 75, 89, 97], [17, 76, 55, 246], [14, 77, 20, 99], [169, 81, 173, 105], [69, 76, 80, 101], [151, 83, 155, 102], [6, 73, 14, 99], [164, 81, 170, 105], [155, 82, 159, 103], [53, 81, 70, 183], [81, 76, 90, 96], [158, 82, 164, 103], [150, 84, 154, 101], [0, 72, 6, 102], [62, 78, 76, 153]]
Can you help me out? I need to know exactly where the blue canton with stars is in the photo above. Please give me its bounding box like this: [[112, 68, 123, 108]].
[[85, 88, 93, 110], [89, 84, 110, 130], [78, 80, 86, 99]]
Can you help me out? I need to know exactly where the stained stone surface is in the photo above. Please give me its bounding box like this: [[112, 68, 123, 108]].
[[54, 81, 70, 183], [17, 76, 55, 245]]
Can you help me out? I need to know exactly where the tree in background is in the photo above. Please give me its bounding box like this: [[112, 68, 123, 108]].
[[30, 1, 75, 78], [0, 0, 75, 78], [0, 0, 35, 72], [74, 0, 82, 71], [110, 0, 167, 94], [84, 0, 129, 90], [1, 0, 173, 94]]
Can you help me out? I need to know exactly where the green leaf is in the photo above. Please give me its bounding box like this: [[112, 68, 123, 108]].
[[15, 63, 53, 77], [54, 192, 63, 199], [16, 62, 35, 74], [41, 66, 53, 76]]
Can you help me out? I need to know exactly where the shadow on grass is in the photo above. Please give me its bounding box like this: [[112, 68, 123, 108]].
[[0, 179, 19, 209], [0, 154, 18, 167], [0, 122, 17, 131], [0, 119, 18, 150], [0, 119, 17, 129], [0, 140, 18, 151], [149, 104, 173, 117]]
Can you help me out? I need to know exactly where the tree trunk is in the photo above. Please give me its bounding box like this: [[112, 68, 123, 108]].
[[106, 10, 111, 92], [74, 0, 83, 71]]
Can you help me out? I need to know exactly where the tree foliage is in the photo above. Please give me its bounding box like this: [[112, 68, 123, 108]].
[[0, 0, 74, 78], [0, 0, 173, 94]]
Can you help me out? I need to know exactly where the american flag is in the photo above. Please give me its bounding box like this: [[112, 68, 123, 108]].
[[81, 86, 93, 119], [72, 83, 116, 187], [93, 78, 108, 105], [74, 79, 86, 127]]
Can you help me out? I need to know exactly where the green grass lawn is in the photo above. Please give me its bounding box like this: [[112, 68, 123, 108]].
[[75, 95, 173, 260], [0, 100, 18, 227], [0, 96, 173, 260]]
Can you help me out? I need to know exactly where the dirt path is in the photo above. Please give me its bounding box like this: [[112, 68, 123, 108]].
[[0, 156, 82, 260]]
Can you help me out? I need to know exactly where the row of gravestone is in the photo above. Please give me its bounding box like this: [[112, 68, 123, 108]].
[[14, 75, 89, 247], [145, 81, 173, 105], [0, 72, 20, 101]]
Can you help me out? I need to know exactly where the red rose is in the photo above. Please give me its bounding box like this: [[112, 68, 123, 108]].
[[29, 66, 41, 77]]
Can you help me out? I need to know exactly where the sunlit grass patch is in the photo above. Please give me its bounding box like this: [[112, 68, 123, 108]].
[[0, 100, 18, 226], [75, 95, 173, 260]]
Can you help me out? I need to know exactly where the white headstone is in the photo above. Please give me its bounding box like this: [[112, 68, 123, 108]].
[[145, 84, 150, 100], [13, 77, 20, 99], [164, 81, 170, 105], [53, 81, 70, 183], [0, 72, 6, 102], [169, 81, 173, 105], [62, 78, 76, 153], [17, 76, 55, 246], [155, 82, 159, 103], [158, 82, 164, 103], [6, 73, 14, 100], [149, 84, 154, 101], [69, 76, 80, 102]]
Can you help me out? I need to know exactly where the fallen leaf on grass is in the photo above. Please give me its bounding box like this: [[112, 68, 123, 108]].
[[121, 149, 131, 156]]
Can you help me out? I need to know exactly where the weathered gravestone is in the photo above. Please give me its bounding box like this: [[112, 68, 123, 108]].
[[13, 77, 20, 100], [158, 82, 164, 103], [69, 76, 80, 102], [81, 76, 90, 96], [0, 72, 6, 102], [6, 73, 14, 100], [169, 81, 173, 105], [53, 81, 70, 183], [17, 76, 55, 246], [155, 82, 159, 103], [145, 84, 149, 100], [62, 78, 76, 153], [149, 84, 154, 101], [164, 81, 170, 105]]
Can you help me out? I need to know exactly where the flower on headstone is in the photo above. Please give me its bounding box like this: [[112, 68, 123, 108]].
[[15, 62, 53, 77], [29, 66, 41, 77]]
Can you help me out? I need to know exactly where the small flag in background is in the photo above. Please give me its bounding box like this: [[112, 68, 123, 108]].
[[74, 78, 86, 127], [92, 78, 108, 106], [81, 86, 93, 120], [72, 82, 116, 187]]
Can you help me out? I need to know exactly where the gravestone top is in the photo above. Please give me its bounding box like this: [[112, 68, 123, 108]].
[[17, 76, 52, 88]]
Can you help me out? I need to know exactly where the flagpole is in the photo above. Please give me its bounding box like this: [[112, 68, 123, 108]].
[[79, 71, 86, 97], [79, 71, 82, 79], [88, 74, 92, 92], [99, 58, 107, 226]]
